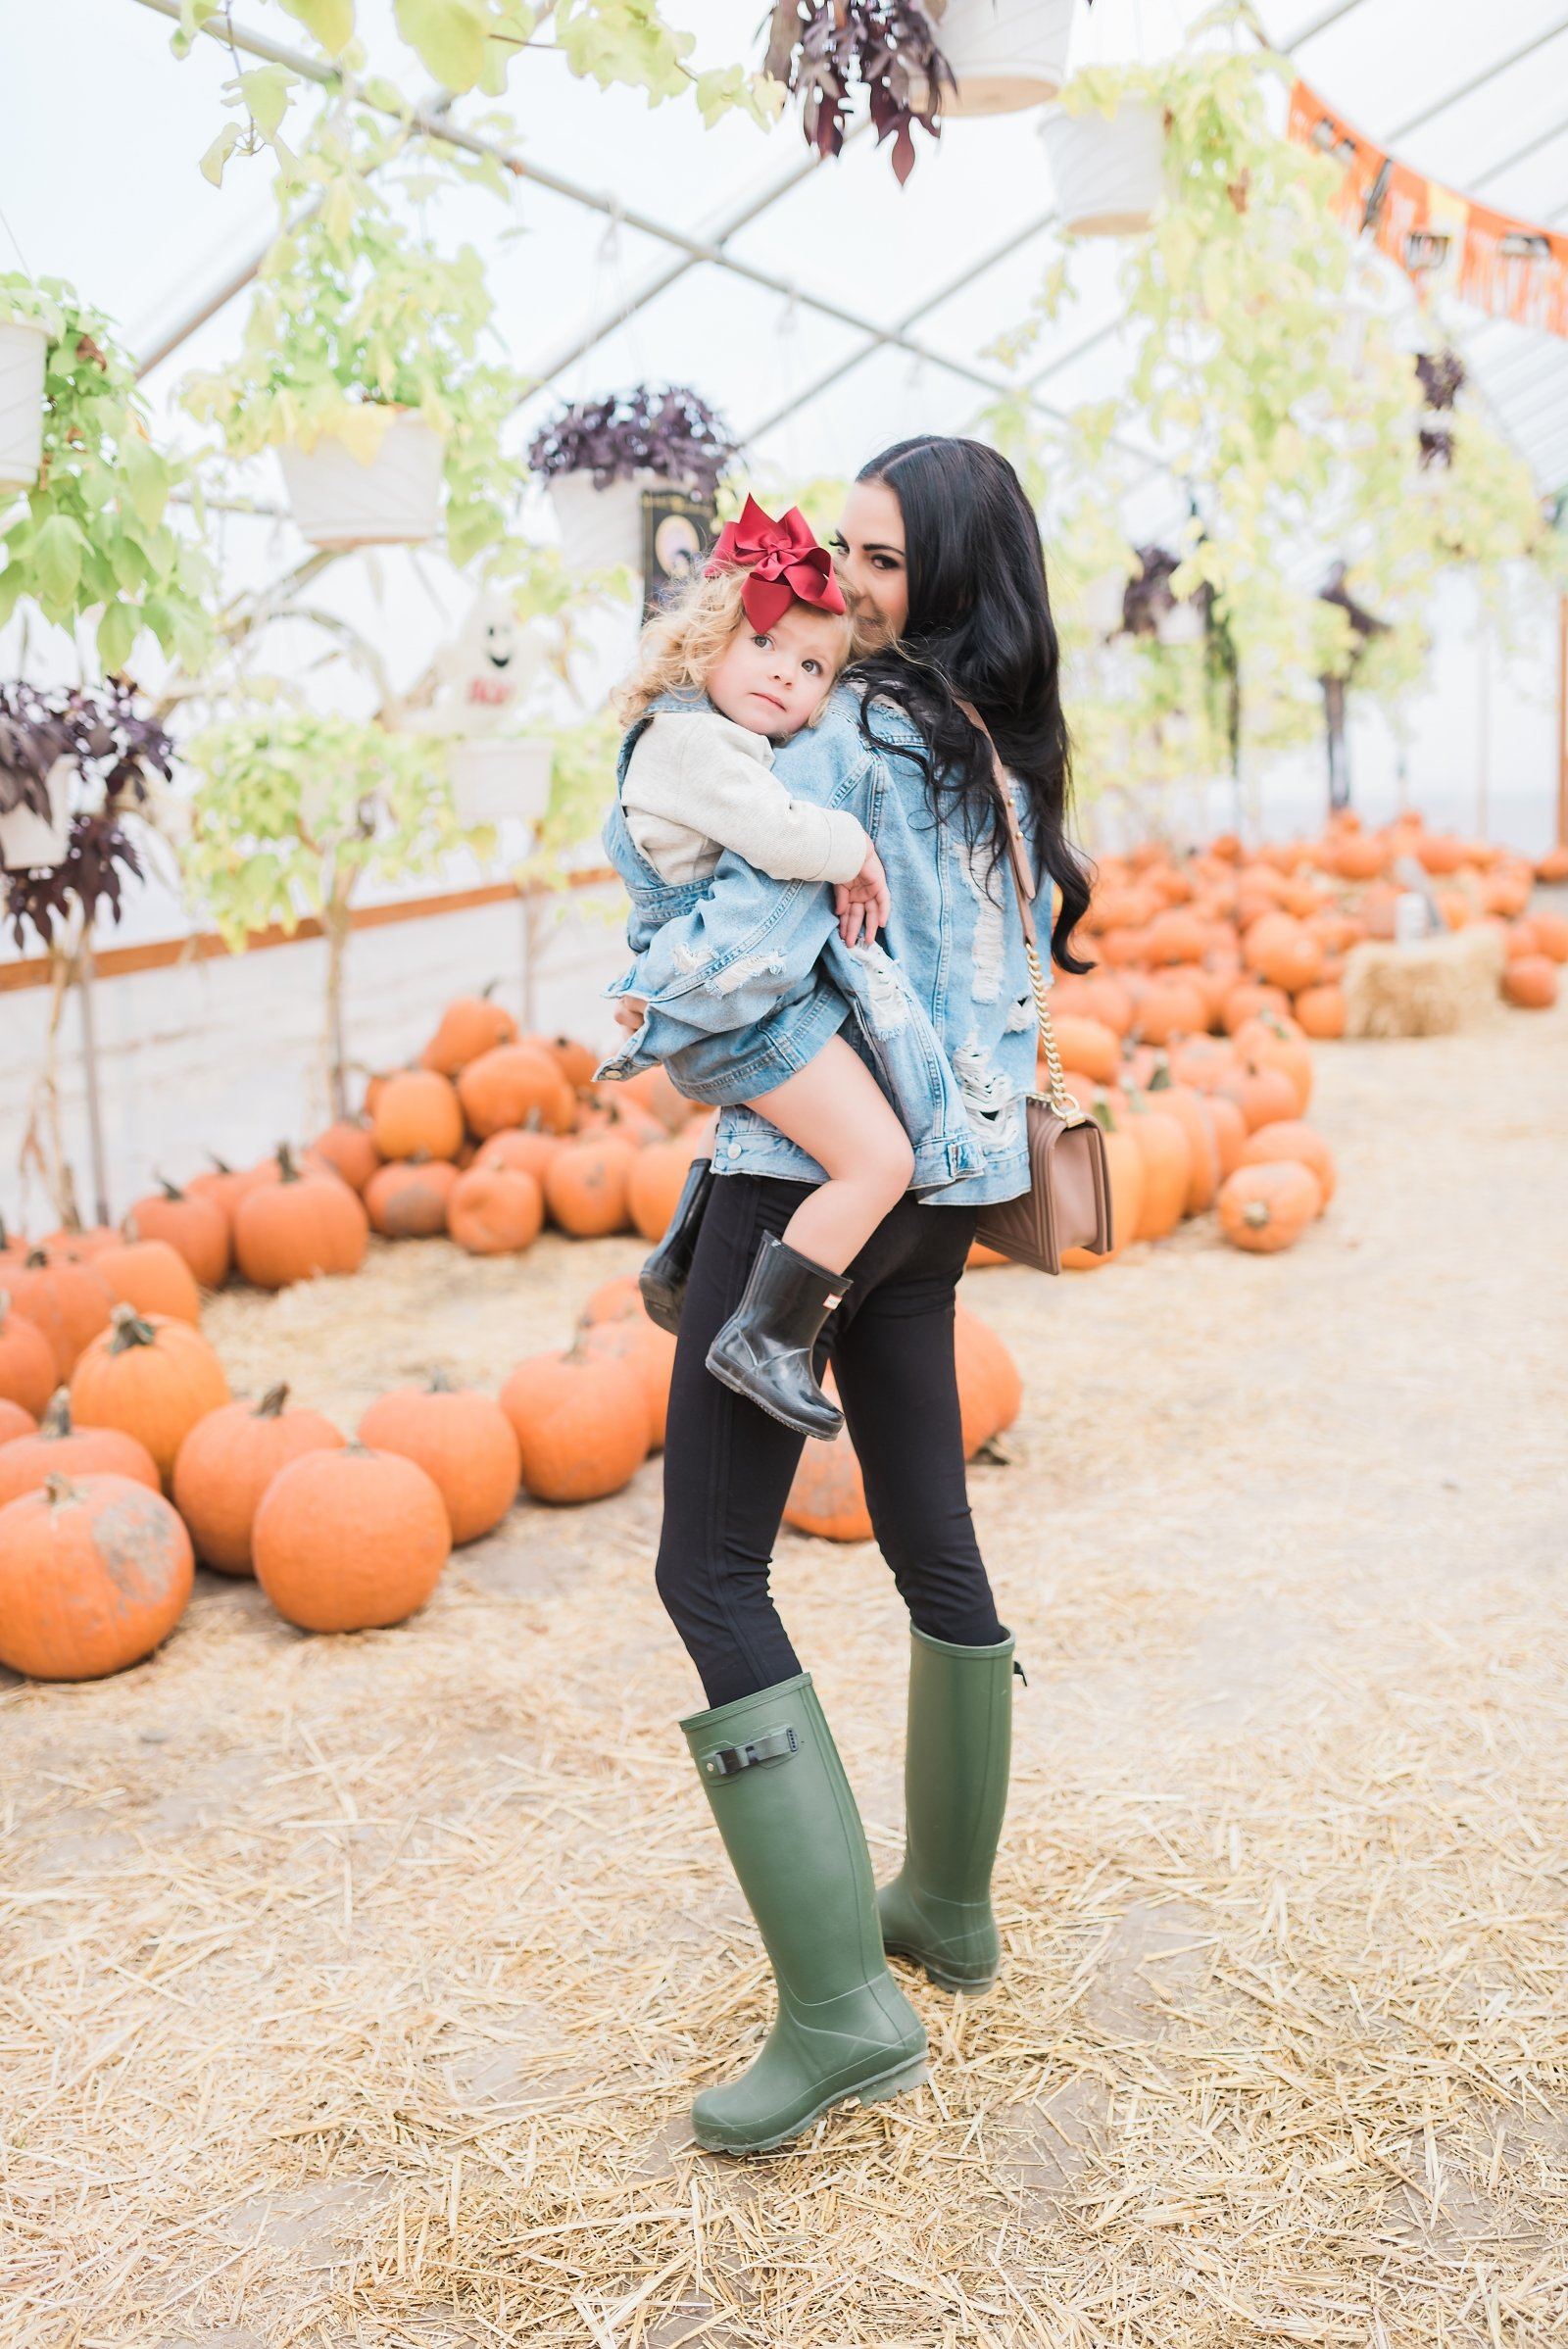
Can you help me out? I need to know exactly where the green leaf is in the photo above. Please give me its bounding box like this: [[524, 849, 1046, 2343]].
[[33, 514, 84, 610], [236, 65, 297, 140], [121, 432, 170, 533], [278, 0, 356, 53], [200, 123, 242, 185], [394, 0, 488, 90], [97, 599, 140, 675]]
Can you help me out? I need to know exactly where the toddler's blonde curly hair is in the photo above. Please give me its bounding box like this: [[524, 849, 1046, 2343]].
[[612, 563, 861, 728]]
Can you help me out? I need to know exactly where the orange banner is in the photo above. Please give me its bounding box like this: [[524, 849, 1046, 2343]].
[[1290, 79, 1568, 338]]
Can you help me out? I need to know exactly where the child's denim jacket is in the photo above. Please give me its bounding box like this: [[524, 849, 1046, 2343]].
[[594, 686, 1043, 1206]]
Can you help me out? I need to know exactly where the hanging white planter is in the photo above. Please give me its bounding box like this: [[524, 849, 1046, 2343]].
[[547, 468, 663, 575], [933, 0, 1075, 116], [448, 736, 554, 832], [1041, 102, 1166, 236], [1082, 567, 1131, 637], [1155, 599, 1206, 649], [0, 758, 74, 872], [0, 318, 50, 495], [276, 412, 446, 549]]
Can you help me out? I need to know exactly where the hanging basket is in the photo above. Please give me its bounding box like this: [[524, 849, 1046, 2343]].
[[1041, 102, 1165, 235], [276, 413, 446, 549], [546, 469, 663, 575], [448, 737, 554, 831], [934, 0, 1074, 115], [0, 318, 49, 495], [0, 757, 73, 872], [1155, 600, 1205, 649]]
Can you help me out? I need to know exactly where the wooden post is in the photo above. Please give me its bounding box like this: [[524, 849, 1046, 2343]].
[[75, 938, 111, 1230], [1557, 592, 1567, 851]]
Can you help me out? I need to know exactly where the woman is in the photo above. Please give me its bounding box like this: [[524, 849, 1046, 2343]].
[[609, 436, 1093, 2157]]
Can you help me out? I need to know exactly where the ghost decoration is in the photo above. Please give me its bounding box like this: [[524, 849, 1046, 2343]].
[[417, 593, 548, 740]]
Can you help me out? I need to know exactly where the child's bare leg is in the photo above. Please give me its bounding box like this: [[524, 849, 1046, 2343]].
[[744, 1036, 914, 1275]]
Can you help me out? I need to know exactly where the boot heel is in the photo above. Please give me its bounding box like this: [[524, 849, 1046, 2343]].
[[857, 2055, 928, 2106]]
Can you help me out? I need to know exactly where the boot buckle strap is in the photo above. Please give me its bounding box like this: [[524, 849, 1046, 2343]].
[[699, 1726, 799, 1779]]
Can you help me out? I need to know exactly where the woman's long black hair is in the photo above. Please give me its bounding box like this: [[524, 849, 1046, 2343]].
[[845, 435, 1095, 976]]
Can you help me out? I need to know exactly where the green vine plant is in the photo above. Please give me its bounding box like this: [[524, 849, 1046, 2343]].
[[0, 276, 215, 680], [171, 0, 782, 177]]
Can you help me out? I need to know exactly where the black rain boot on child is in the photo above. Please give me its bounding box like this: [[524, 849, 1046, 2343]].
[[705, 1232, 850, 1442], [639, 1155, 714, 1334]]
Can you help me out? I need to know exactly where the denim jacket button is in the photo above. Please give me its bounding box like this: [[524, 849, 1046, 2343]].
[[726, 1142, 742, 1160]]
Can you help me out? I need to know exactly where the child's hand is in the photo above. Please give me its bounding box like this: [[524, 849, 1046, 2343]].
[[834, 843, 891, 948], [613, 996, 648, 1036]]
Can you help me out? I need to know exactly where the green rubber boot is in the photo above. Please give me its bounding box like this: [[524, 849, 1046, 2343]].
[[876, 1625, 1016, 1994], [681, 1671, 928, 2155]]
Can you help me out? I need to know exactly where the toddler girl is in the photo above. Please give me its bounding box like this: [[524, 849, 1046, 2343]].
[[609, 496, 920, 1440]]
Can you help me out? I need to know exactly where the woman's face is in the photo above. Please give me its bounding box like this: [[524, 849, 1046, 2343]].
[[831, 478, 908, 646]]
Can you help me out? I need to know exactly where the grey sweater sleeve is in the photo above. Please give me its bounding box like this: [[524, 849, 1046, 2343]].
[[623, 714, 869, 886]]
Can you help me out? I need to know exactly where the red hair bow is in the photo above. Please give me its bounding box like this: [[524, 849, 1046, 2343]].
[[706, 495, 847, 631]]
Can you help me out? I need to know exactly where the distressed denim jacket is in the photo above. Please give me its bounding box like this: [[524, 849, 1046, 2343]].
[[594, 685, 1044, 1207]]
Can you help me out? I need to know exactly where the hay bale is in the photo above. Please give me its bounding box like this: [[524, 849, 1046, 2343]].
[[1342, 921, 1506, 1037]]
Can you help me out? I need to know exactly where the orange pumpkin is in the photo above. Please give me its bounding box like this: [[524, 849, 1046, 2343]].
[[473, 1128, 566, 1186], [1241, 1120, 1336, 1209], [123, 1178, 231, 1289], [0, 1290, 58, 1419], [615, 1065, 694, 1134], [1533, 846, 1568, 884], [1143, 908, 1209, 965], [579, 1315, 677, 1451], [628, 1135, 707, 1244], [523, 1032, 598, 1090], [500, 1347, 650, 1503], [1131, 978, 1208, 1047], [1501, 954, 1558, 1010], [0, 1390, 161, 1509], [253, 1444, 451, 1632], [784, 1421, 873, 1542], [1052, 1016, 1121, 1083], [6, 1248, 113, 1380], [580, 1273, 646, 1327], [69, 1307, 229, 1489], [172, 1383, 345, 1576], [234, 1148, 370, 1286], [1141, 1080, 1220, 1214], [309, 1117, 382, 1194], [1217, 1162, 1322, 1252], [457, 1045, 575, 1139], [371, 1069, 465, 1163], [1232, 1011, 1313, 1115], [0, 1472, 194, 1681], [953, 1305, 1022, 1456], [544, 1138, 637, 1237], [422, 983, 518, 1075], [39, 1224, 118, 1261], [1166, 1035, 1240, 1095], [447, 1166, 545, 1256], [358, 1375, 520, 1544], [0, 1397, 35, 1446], [965, 1239, 1009, 1269], [92, 1236, 203, 1326], [1199, 1092, 1249, 1178], [1213, 1061, 1300, 1134], [1221, 978, 1295, 1033], [1527, 910, 1568, 963], [1123, 1101, 1192, 1239], [1062, 1104, 1144, 1270], [365, 1158, 460, 1240], [1293, 983, 1346, 1039], [183, 1156, 259, 1229]]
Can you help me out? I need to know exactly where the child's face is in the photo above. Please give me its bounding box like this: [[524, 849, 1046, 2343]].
[[705, 601, 845, 739]]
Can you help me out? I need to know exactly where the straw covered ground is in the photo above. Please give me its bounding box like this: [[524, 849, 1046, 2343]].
[[3, 988, 1566, 2348]]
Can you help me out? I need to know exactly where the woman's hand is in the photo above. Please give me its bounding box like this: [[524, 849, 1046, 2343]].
[[833, 843, 891, 949], [613, 996, 648, 1036]]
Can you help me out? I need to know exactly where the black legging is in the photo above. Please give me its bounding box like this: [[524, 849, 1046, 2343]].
[[655, 1173, 1006, 1706]]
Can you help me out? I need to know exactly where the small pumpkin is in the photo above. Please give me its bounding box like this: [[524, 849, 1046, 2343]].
[[0, 1389, 161, 1508], [1131, 979, 1209, 1048], [1221, 978, 1295, 1034], [1293, 982, 1346, 1039], [1501, 954, 1558, 1010], [1240, 1119, 1336, 1208], [92, 1234, 203, 1326], [183, 1155, 262, 1228], [473, 1127, 566, 1186], [580, 1273, 646, 1327], [1233, 1012, 1313, 1115], [457, 1045, 575, 1139], [953, 1305, 1022, 1456], [233, 1146, 369, 1287], [1213, 1061, 1300, 1135], [614, 1064, 694, 1134], [69, 1307, 230, 1489], [500, 1346, 650, 1503], [1142, 1076, 1220, 1214], [253, 1444, 451, 1632], [1122, 1101, 1192, 1240], [6, 1249, 113, 1379], [579, 1314, 676, 1450], [0, 1472, 194, 1681], [1051, 1016, 1121, 1084], [309, 1117, 382, 1194], [0, 1397, 35, 1445], [422, 982, 518, 1076], [358, 1373, 520, 1544], [1061, 1100, 1145, 1271], [0, 1289, 58, 1419], [523, 1032, 598, 1091], [122, 1177, 231, 1289], [628, 1135, 708, 1244], [446, 1166, 545, 1256], [544, 1137, 637, 1238], [172, 1383, 346, 1576], [39, 1224, 118, 1261], [365, 1157, 460, 1241], [784, 1421, 873, 1543], [1216, 1161, 1322, 1253], [371, 1069, 465, 1163]]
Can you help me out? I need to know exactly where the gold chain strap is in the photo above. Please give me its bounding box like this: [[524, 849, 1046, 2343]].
[[1028, 940, 1083, 1119]]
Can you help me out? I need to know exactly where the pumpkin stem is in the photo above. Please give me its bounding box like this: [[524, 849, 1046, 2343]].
[[276, 1142, 301, 1184], [154, 1171, 185, 1200], [480, 977, 500, 1001], [0, 1288, 9, 1321], [108, 1304, 159, 1352], [256, 1383, 290, 1418], [44, 1472, 84, 1507], [1243, 1199, 1271, 1226], [1091, 1096, 1117, 1134], [426, 1366, 456, 1392], [24, 1247, 49, 1268], [208, 1153, 235, 1175], [40, 1388, 73, 1437]]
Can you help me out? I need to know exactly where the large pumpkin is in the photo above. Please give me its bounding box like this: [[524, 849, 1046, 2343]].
[[1217, 1162, 1322, 1253], [500, 1347, 650, 1503], [0, 1472, 194, 1681], [92, 1235, 203, 1326], [1502, 954, 1558, 1010], [365, 1158, 460, 1241], [578, 1315, 676, 1451], [0, 1290, 58, 1419], [0, 1397, 35, 1446], [7, 1249, 114, 1380], [1232, 1012, 1313, 1115], [172, 1383, 346, 1576], [473, 1128, 566, 1187], [0, 1390, 161, 1509], [253, 1444, 451, 1632], [358, 1374, 520, 1544], [544, 1138, 637, 1238], [446, 1166, 545, 1257], [371, 1069, 465, 1162], [123, 1178, 230, 1289], [457, 1045, 575, 1139], [422, 983, 518, 1076], [524, 1032, 599, 1091], [1141, 1080, 1220, 1214], [69, 1307, 230, 1489], [233, 1147, 369, 1288], [1121, 1101, 1192, 1239], [784, 1422, 873, 1543], [1061, 1103, 1144, 1271], [953, 1305, 1022, 1456], [627, 1135, 707, 1244]]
